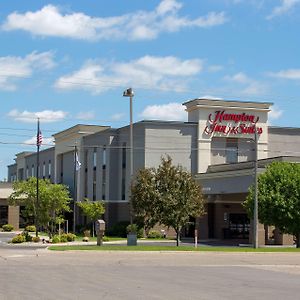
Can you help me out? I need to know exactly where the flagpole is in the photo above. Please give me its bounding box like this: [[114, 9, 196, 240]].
[[73, 144, 77, 233], [36, 118, 41, 237]]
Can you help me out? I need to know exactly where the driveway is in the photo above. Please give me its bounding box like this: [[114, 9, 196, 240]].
[[0, 249, 300, 300]]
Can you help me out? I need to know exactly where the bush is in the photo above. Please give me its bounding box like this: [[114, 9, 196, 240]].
[[32, 236, 40, 243], [59, 234, 68, 243], [106, 221, 130, 237], [82, 236, 89, 242], [25, 225, 36, 232], [102, 236, 109, 242], [147, 230, 163, 239], [22, 231, 33, 242], [51, 235, 61, 244], [66, 233, 76, 242], [126, 224, 144, 238], [2, 224, 14, 232], [11, 234, 25, 243]]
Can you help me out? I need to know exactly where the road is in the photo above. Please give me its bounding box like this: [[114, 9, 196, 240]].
[[0, 241, 300, 300]]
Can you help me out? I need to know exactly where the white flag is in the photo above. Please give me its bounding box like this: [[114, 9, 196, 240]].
[[75, 152, 81, 171]]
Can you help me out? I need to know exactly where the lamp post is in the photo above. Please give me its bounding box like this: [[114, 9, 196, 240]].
[[253, 129, 259, 248], [123, 88, 134, 227], [73, 143, 78, 233]]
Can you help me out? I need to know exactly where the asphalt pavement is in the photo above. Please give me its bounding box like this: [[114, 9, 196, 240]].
[[0, 232, 300, 300]]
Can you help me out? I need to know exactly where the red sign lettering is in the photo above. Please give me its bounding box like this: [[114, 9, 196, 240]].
[[204, 110, 263, 136]]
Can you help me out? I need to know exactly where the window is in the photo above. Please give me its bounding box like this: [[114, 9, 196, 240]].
[[93, 148, 97, 201], [226, 138, 238, 164], [42, 162, 46, 178], [102, 146, 106, 169], [121, 143, 126, 200], [93, 148, 97, 169], [84, 151, 88, 197], [0, 206, 8, 226], [102, 168, 106, 200], [60, 155, 63, 183], [122, 143, 126, 168], [101, 146, 107, 200], [26, 166, 29, 179], [48, 160, 51, 178], [121, 172, 126, 200]]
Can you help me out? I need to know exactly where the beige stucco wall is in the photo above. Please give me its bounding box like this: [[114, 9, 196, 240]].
[[184, 99, 271, 173]]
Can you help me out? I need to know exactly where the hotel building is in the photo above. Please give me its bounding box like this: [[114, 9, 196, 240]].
[[5, 98, 300, 245]]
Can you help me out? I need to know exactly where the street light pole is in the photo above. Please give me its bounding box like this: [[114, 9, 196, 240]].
[[73, 143, 77, 233], [123, 88, 134, 226], [253, 129, 259, 248]]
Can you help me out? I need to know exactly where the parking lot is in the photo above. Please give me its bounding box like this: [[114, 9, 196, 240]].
[[1, 231, 300, 300]]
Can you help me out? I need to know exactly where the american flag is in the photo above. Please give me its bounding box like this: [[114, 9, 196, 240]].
[[75, 152, 81, 171], [37, 129, 42, 146]]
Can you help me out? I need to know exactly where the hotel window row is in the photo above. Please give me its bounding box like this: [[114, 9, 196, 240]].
[[23, 160, 52, 180], [84, 146, 107, 201]]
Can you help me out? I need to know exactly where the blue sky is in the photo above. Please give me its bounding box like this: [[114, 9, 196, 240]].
[[0, 0, 300, 179]]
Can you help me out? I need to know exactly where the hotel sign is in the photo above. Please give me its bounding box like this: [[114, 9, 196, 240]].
[[204, 110, 263, 135]]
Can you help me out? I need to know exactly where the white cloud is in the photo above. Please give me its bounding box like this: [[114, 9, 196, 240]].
[[269, 106, 283, 120], [207, 65, 223, 73], [111, 113, 125, 121], [0, 51, 55, 91], [8, 109, 67, 123], [156, 0, 183, 15], [2, 2, 228, 41], [268, 69, 300, 80], [55, 55, 203, 94], [267, 0, 300, 19], [76, 111, 96, 120], [199, 95, 224, 100], [224, 72, 267, 96], [24, 136, 54, 146], [140, 102, 186, 121], [225, 72, 250, 84]]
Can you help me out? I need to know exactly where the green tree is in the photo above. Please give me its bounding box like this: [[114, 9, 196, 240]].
[[132, 156, 205, 246], [243, 162, 300, 247], [131, 168, 159, 235], [9, 177, 71, 237], [77, 198, 105, 237]]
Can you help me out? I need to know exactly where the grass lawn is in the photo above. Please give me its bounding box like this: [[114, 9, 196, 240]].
[[75, 235, 125, 242], [48, 245, 300, 252]]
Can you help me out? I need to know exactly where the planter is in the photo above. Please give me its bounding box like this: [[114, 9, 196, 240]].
[[127, 233, 137, 246]]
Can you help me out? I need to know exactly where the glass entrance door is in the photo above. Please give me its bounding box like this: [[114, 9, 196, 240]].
[[228, 213, 250, 239]]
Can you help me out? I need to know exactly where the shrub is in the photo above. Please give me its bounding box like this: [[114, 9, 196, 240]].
[[106, 221, 130, 237], [66, 233, 76, 242], [82, 236, 89, 242], [147, 230, 163, 239], [51, 235, 60, 244], [32, 236, 40, 243], [11, 234, 25, 243], [2, 224, 14, 232], [102, 236, 109, 242], [59, 234, 68, 243], [126, 224, 143, 238], [25, 225, 36, 232], [22, 231, 33, 242]]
